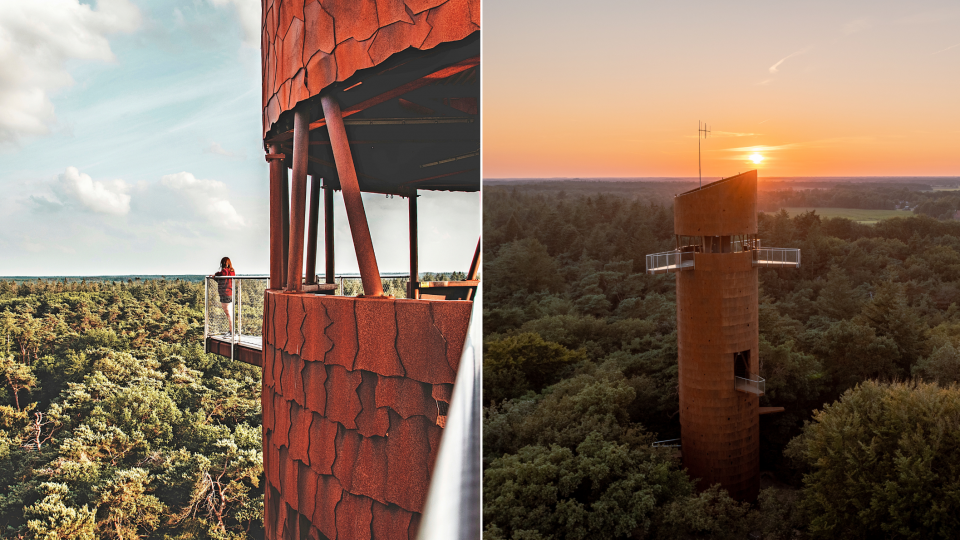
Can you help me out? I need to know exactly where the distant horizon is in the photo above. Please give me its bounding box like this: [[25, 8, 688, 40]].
[[483, 175, 960, 182], [485, 176, 960, 182]]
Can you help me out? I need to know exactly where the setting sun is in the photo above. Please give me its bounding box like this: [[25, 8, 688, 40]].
[[750, 153, 764, 164]]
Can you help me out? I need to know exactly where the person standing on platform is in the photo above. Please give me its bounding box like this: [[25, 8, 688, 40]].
[[215, 257, 236, 336]]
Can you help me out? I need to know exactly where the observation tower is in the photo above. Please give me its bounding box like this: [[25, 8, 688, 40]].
[[215, 1, 483, 538], [646, 171, 799, 500]]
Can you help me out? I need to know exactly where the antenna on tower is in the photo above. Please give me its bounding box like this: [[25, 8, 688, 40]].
[[698, 121, 711, 189]]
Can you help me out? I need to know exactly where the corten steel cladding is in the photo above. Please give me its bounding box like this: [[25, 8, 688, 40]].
[[674, 171, 760, 501], [261, 0, 480, 138], [260, 291, 471, 540]]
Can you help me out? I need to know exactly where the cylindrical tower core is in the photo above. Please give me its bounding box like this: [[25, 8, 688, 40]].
[[673, 170, 760, 501]]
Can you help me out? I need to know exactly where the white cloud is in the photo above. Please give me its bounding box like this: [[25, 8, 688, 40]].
[[769, 46, 812, 74], [932, 43, 960, 55], [159, 171, 245, 229], [56, 166, 131, 215], [210, 0, 261, 47], [0, 0, 141, 146]]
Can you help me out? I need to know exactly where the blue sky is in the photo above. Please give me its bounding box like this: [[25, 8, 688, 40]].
[[0, 0, 480, 276]]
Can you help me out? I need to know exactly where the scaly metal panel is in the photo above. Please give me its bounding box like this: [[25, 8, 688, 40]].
[[674, 171, 758, 237]]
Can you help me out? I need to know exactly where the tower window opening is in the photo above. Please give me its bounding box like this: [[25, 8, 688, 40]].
[[734, 350, 750, 379]]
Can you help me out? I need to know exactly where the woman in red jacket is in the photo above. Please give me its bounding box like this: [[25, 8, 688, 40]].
[[215, 257, 236, 335]]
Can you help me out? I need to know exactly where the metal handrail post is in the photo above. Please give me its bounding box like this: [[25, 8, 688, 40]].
[[236, 279, 241, 352], [231, 281, 235, 361], [203, 277, 209, 347]]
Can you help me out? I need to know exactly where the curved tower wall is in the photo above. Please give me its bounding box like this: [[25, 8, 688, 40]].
[[261, 291, 472, 539], [261, 0, 480, 138], [674, 171, 760, 501]]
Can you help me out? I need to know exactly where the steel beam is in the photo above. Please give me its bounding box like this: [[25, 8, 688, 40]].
[[467, 238, 480, 281], [324, 185, 335, 288], [321, 95, 383, 296], [267, 145, 284, 290], [286, 110, 310, 292], [280, 159, 290, 289], [409, 191, 419, 299], [305, 175, 322, 286]]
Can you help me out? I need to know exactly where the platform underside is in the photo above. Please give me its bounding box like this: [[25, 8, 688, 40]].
[[205, 335, 263, 367]]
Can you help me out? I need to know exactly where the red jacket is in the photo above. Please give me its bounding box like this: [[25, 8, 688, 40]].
[[215, 267, 235, 296]]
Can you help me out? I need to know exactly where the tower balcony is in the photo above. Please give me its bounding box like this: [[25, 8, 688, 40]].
[[646, 250, 695, 274], [753, 247, 801, 268], [203, 273, 412, 366], [735, 375, 765, 395]]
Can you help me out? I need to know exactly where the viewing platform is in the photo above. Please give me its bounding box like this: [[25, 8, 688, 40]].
[[646, 245, 801, 274], [645, 251, 695, 274], [735, 375, 765, 396], [203, 272, 403, 366], [203, 273, 476, 367], [752, 247, 801, 268]]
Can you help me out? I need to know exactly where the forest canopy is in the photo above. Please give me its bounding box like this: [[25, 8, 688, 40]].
[[0, 278, 264, 539], [483, 182, 960, 539]]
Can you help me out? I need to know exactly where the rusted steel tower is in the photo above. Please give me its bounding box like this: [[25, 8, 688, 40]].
[[258, 1, 480, 538], [647, 171, 799, 501]]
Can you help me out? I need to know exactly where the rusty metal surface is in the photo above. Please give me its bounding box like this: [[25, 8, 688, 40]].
[[286, 110, 310, 292], [409, 192, 419, 299], [262, 0, 479, 139], [324, 186, 335, 285], [672, 172, 763, 500], [677, 244, 760, 501], [305, 175, 322, 285], [261, 290, 473, 540], [321, 95, 384, 296], [466, 238, 480, 281], [268, 144, 285, 290], [674, 170, 758, 237], [281, 164, 290, 289]]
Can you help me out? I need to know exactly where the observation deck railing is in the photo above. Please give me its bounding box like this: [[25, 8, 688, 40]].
[[203, 272, 412, 363], [647, 243, 801, 274], [646, 251, 694, 275], [735, 375, 765, 396], [652, 438, 682, 449], [753, 248, 801, 268], [204, 276, 268, 364]]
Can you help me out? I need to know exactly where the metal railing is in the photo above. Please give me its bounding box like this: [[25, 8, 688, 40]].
[[753, 247, 801, 268], [418, 283, 481, 540], [646, 251, 694, 274], [735, 375, 765, 395], [204, 276, 268, 358], [202, 272, 427, 358], [652, 438, 681, 448]]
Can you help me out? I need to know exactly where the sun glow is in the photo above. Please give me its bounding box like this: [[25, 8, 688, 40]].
[[750, 153, 764, 164]]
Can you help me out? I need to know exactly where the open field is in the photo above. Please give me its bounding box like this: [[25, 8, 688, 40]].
[[780, 207, 910, 224]]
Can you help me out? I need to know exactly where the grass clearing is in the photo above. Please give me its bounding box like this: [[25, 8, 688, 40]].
[[780, 207, 911, 224]]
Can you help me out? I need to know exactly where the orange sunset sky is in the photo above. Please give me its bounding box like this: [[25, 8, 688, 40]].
[[483, 1, 960, 179]]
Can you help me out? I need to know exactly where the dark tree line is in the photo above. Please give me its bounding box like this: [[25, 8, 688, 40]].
[[483, 183, 960, 539], [758, 182, 960, 220]]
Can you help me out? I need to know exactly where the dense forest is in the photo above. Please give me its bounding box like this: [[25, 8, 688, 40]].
[[0, 278, 264, 539], [0, 270, 468, 539], [482, 183, 960, 539]]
